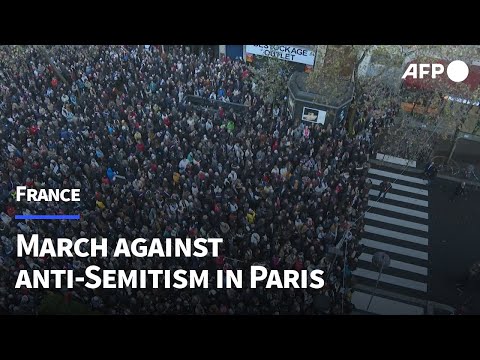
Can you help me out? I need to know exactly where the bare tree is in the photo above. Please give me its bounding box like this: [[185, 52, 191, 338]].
[[306, 45, 480, 161], [249, 57, 293, 106], [380, 45, 480, 161]]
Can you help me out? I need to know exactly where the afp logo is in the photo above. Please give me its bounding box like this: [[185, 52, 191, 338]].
[[402, 60, 469, 83]]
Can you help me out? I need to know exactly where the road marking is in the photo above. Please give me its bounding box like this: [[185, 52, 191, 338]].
[[365, 213, 428, 232], [369, 189, 429, 207], [368, 178, 428, 196], [359, 253, 428, 276], [351, 290, 424, 315], [364, 225, 428, 246], [355, 283, 429, 308], [353, 268, 427, 292], [375, 153, 417, 168], [360, 238, 428, 261], [368, 200, 428, 219], [368, 168, 428, 185]]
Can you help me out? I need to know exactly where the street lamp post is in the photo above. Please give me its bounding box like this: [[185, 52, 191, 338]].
[[366, 251, 391, 311], [447, 126, 461, 164]]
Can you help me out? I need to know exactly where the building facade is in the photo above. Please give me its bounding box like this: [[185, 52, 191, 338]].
[[218, 45, 318, 73]]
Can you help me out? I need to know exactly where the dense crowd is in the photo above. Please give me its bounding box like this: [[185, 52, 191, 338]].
[[0, 45, 391, 314]]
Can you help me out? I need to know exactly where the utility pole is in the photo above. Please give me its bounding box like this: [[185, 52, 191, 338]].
[[447, 126, 461, 164]]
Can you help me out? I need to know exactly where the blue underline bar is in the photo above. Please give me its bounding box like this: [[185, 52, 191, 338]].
[[15, 215, 80, 220]]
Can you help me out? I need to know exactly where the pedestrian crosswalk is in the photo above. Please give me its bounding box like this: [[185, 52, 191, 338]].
[[367, 201, 428, 219], [351, 162, 430, 315], [368, 189, 428, 207]]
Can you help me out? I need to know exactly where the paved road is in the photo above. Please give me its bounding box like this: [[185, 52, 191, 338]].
[[351, 162, 430, 314], [351, 157, 480, 315], [428, 178, 480, 314]]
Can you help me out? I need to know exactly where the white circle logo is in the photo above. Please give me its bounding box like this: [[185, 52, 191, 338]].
[[447, 60, 469, 82]]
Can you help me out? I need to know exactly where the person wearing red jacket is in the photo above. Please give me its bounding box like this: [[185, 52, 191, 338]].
[[14, 157, 24, 168], [271, 139, 279, 152], [294, 257, 304, 272], [29, 125, 39, 136], [136, 142, 145, 152], [163, 116, 171, 127], [6, 203, 15, 218]]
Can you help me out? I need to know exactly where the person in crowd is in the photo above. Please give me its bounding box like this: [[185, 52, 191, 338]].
[[456, 261, 480, 295], [377, 179, 392, 200], [424, 160, 437, 185], [450, 181, 466, 202]]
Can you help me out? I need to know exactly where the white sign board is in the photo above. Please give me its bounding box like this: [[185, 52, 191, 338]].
[[246, 45, 316, 66], [302, 107, 326, 124], [445, 95, 480, 106]]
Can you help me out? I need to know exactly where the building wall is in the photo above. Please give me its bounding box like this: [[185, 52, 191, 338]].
[[225, 45, 244, 60]]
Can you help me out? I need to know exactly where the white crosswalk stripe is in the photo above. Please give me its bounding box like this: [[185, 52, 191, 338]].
[[368, 168, 429, 185], [369, 189, 428, 207], [353, 162, 431, 314], [364, 225, 428, 246], [353, 268, 427, 292], [360, 239, 429, 260], [359, 253, 428, 276], [375, 153, 417, 168], [367, 200, 428, 219], [365, 213, 428, 232], [368, 178, 428, 196]]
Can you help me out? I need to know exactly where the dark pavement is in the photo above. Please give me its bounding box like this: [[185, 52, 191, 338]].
[[428, 178, 480, 314]]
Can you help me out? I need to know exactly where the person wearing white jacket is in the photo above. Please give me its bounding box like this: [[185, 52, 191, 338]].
[[205, 119, 213, 132]]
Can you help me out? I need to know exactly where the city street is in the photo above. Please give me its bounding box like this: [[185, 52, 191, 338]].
[[351, 160, 431, 314], [351, 158, 480, 315], [428, 178, 480, 314]]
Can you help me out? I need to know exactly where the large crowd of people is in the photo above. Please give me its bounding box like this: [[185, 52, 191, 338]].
[[0, 45, 392, 314]]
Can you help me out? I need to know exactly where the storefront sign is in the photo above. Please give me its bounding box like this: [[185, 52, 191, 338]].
[[246, 45, 316, 66]]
